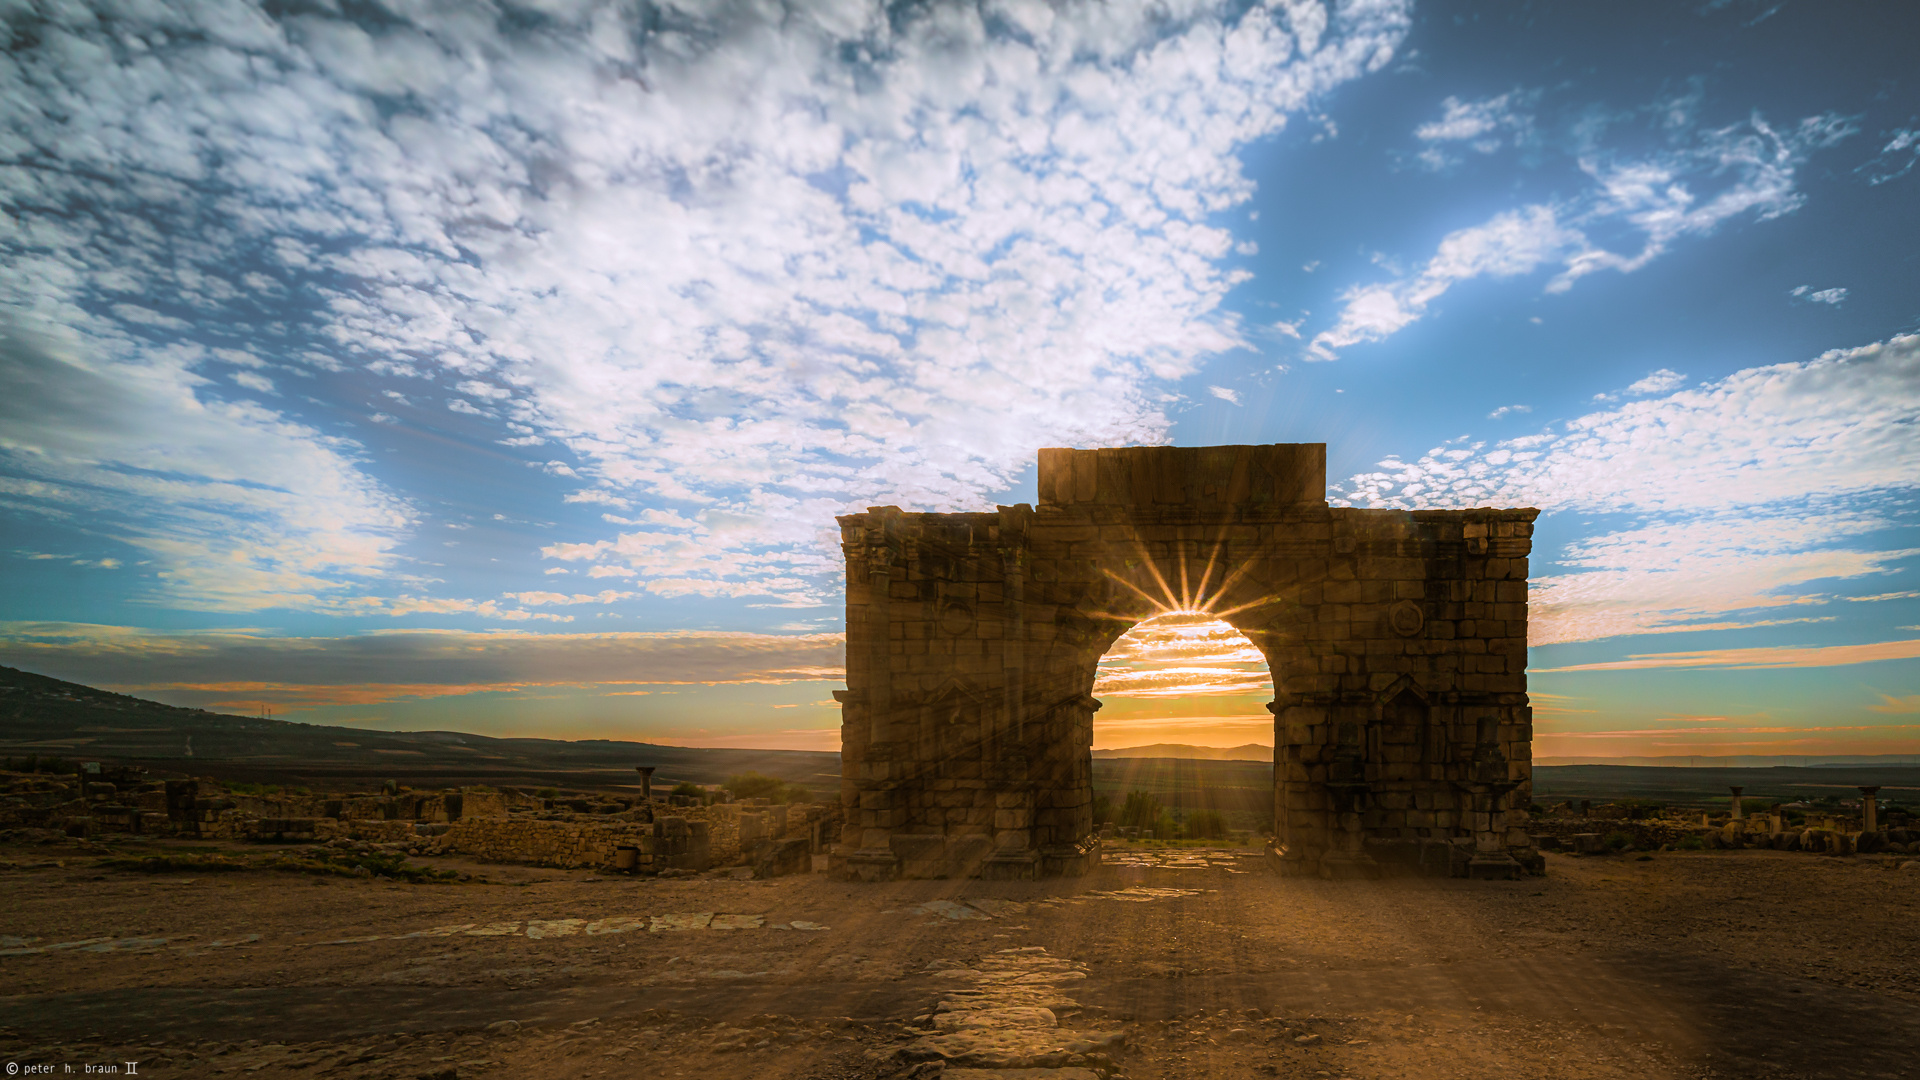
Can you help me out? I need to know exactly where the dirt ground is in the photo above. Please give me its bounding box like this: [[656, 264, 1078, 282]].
[[1, 835, 1915, 1080]]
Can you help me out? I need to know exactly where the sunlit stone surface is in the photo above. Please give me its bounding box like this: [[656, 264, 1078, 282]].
[[833, 444, 1540, 881]]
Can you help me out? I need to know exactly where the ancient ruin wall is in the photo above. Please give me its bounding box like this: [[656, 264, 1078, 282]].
[[834, 443, 1539, 881]]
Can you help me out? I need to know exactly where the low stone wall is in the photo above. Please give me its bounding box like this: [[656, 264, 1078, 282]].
[[434, 817, 656, 869]]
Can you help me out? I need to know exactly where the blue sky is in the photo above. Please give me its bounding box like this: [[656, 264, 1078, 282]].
[[2, 0, 1917, 759]]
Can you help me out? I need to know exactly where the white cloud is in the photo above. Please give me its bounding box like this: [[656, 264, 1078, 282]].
[[1857, 128, 1918, 185], [0, 0, 1413, 609], [1207, 385, 1242, 405], [1487, 404, 1531, 420], [1312, 107, 1855, 358], [232, 371, 275, 394], [1412, 91, 1537, 169], [502, 589, 636, 607], [1791, 285, 1848, 305], [563, 490, 633, 510], [1625, 368, 1686, 395], [1311, 205, 1577, 357], [1338, 334, 1920, 644], [0, 319, 411, 612]]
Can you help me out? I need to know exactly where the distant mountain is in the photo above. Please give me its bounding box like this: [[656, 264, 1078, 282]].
[[1092, 743, 1273, 761], [0, 665, 840, 794]]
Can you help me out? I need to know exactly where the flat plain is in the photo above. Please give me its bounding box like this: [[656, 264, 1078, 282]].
[[2, 834, 1915, 1080]]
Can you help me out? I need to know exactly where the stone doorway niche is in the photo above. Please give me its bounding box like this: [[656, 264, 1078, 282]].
[[831, 444, 1539, 881]]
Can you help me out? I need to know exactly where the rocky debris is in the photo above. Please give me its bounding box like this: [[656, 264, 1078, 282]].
[[751, 836, 812, 878]]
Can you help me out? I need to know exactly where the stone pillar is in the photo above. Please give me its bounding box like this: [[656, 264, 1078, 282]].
[[867, 542, 894, 741], [635, 766, 657, 803], [1860, 786, 1881, 833], [1320, 719, 1377, 879], [1457, 716, 1522, 880], [1729, 786, 1744, 820], [1768, 804, 1784, 836]]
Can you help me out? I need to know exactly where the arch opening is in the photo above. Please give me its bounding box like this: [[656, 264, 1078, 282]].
[[1091, 612, 1274, 754]]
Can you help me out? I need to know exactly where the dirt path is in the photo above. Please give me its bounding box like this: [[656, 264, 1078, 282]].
[[1, 839, 1915, 1079]]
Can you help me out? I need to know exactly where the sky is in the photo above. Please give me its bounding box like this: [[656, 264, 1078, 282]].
[[2, 0, 1918, 761]]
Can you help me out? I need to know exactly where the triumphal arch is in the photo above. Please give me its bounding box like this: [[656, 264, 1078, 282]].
[[832, 444, 1540, 881]]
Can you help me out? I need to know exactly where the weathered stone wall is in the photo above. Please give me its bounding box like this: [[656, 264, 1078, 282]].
[[836, 444, 1538, 882], [436, 818, 655, 869]]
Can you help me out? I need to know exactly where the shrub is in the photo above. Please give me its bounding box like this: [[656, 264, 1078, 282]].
[[1144, 807, 1175, 841], [1603, 831, 1634, 852], [536, 787, 560, 799], [1091, 792, 1113, 826], [1676, 835, 1707, 851], [724, 773, 812, 803], [724, 771, 787, 801], [670, 781, 708, 802], [1184, 809, 1229, 840], [1118, 791, 1163, 830]]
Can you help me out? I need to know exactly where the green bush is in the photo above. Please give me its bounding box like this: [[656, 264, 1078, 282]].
[[1151, 811, 1180, 840], [670, 781, 708, 802], [723, 772, 813, 803], [536, 787, 559, 799], [1118, 791, 1163, 830], [1183, 809, 1230, 840], [1603, 831, 1634, 852], [1091, 792, 1113, 826], [724, 771, 786, 801], [1676, 835, 1707, 851]]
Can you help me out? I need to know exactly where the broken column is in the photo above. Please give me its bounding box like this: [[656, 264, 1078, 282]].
[[635, 766, 657, 803], [1860, 786, 1881, 833], [1729, 786, 1744, 820]]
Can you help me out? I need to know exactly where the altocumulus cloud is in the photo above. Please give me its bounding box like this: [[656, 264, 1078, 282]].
[[0, 0, 1411, 611], [1337, 334, 1920, 645]]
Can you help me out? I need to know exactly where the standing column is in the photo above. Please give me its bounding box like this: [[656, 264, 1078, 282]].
[[1729, 786, 1744, 820], [1860, 786, 1881, 833], [867, 543, 894, 743]]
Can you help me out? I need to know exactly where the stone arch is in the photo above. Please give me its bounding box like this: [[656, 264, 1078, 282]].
[[834, 444, 1538, 881]]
